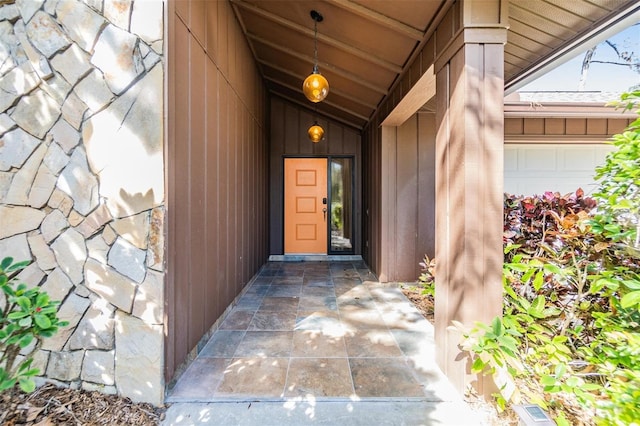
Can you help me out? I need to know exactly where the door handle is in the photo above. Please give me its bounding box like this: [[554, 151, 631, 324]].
[[323, 207, 327, 221]]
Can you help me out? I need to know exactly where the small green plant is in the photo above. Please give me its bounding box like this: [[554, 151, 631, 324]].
[[452, 316, 524, 411], [0, 257, 68, 393], [418, 255, 435, 297]]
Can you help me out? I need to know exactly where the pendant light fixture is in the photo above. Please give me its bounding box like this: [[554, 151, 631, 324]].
[[308, 121, 324, 143], [302, 10, 329, 103], [308, 104, 324, 143]]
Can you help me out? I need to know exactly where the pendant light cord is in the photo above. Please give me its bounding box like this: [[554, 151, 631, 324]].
[[313, 19, 319, 74]]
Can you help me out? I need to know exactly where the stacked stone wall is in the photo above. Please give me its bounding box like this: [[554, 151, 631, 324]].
[[0, 0, 165, 405]]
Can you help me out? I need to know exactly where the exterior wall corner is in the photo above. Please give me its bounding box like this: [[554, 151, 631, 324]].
[[0, 0, 166, 405], [433, 0, 506, 394]]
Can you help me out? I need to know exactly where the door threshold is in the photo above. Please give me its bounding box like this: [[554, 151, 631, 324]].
[[269, 254, 362, 262]]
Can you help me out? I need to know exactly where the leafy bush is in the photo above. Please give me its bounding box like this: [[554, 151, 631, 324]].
[[0, 257, 68, 393], [452, 90, 640, 426], [592, 91, 640, 255], [503, 188, 597, 260], [588, 90, 640, 425], [456, 189, 640, 424]]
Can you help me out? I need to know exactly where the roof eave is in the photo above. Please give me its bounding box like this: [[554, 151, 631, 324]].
[[504, 102, 636, 119]]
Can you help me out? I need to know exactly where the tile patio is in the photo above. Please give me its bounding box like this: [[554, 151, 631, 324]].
[[166, 261, 459, 404]]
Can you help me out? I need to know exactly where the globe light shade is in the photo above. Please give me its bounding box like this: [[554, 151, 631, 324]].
[[303, 72, 329, 103], [308, 123, 324, 143]]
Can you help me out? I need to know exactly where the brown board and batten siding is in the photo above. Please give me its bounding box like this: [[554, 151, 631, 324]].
[[362, 115, 381, 277], [365, 115, 633, 283], [363, 113, 436, 282], [505, 117, 632, 141], [166, 0, 269, 382], [269, 97, 362, 256]]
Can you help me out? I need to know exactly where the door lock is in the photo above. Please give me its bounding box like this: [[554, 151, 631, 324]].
[[322, 197, 327, 205]]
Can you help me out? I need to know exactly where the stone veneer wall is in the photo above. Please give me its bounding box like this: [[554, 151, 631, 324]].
[[0, 0, 165, 405]]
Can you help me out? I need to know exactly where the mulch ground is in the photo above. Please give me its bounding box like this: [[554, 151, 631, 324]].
[[0, 384, 165, 425], [400, 284, 435, 322]]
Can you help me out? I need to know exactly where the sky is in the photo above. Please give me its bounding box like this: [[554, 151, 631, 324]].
[[522, 23, 640, 92]]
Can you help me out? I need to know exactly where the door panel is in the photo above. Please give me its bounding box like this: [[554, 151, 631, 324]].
[[285, 158, 327, 254]]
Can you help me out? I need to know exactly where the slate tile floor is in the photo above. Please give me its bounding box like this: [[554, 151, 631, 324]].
[[167, 261, 456, 403]]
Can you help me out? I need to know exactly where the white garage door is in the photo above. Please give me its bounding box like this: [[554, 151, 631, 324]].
[[504, 144, 615, 196]]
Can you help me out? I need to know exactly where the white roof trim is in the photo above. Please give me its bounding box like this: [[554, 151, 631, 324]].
[[504, 3, 640, 95]]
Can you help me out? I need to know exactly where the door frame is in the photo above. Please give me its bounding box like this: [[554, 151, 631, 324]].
[[282, 155, 356, 255], [327, 155, 356, 255]]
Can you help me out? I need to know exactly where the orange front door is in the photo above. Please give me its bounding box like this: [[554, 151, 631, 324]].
[[284, 158, 328, 254]]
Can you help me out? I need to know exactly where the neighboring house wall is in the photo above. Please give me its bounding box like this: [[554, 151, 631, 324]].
[[166, 1, 269, 383], [504, 117, 632, 195], [0, 1, 164, 404], [505, 144, 615, 195], [269, 97, 362, 256]]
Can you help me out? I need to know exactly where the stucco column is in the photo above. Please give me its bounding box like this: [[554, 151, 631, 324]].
[[434, 0, 508, 394]]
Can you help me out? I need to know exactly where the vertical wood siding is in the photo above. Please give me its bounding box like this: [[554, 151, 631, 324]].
[[269, 97, 362, 255], [365, 115, 629, 282], [166, 0, 269, 381], [363, 114, 436, 282], [363, 116, 381, 276], [505, 117, 632, 140]]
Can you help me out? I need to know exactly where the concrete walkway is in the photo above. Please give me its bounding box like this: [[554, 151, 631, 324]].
[[162, 261, 482, 425], [162, 400, 479, 425]]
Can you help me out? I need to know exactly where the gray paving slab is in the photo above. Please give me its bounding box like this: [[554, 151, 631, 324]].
[[162, 400, 481, 425], [163, 261, 491, 425]]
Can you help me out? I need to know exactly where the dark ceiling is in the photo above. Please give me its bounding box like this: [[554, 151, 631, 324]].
[[230, 0, 640, 129]]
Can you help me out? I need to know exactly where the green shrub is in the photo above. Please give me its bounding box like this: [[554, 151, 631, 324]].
[[592, 91, 640, 250], [454, 193, 621, 423], [453, 90, 640, 426], [588, 90, 640, 424], [424, 91, 640, 424], [0, 257, 68, 393]]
